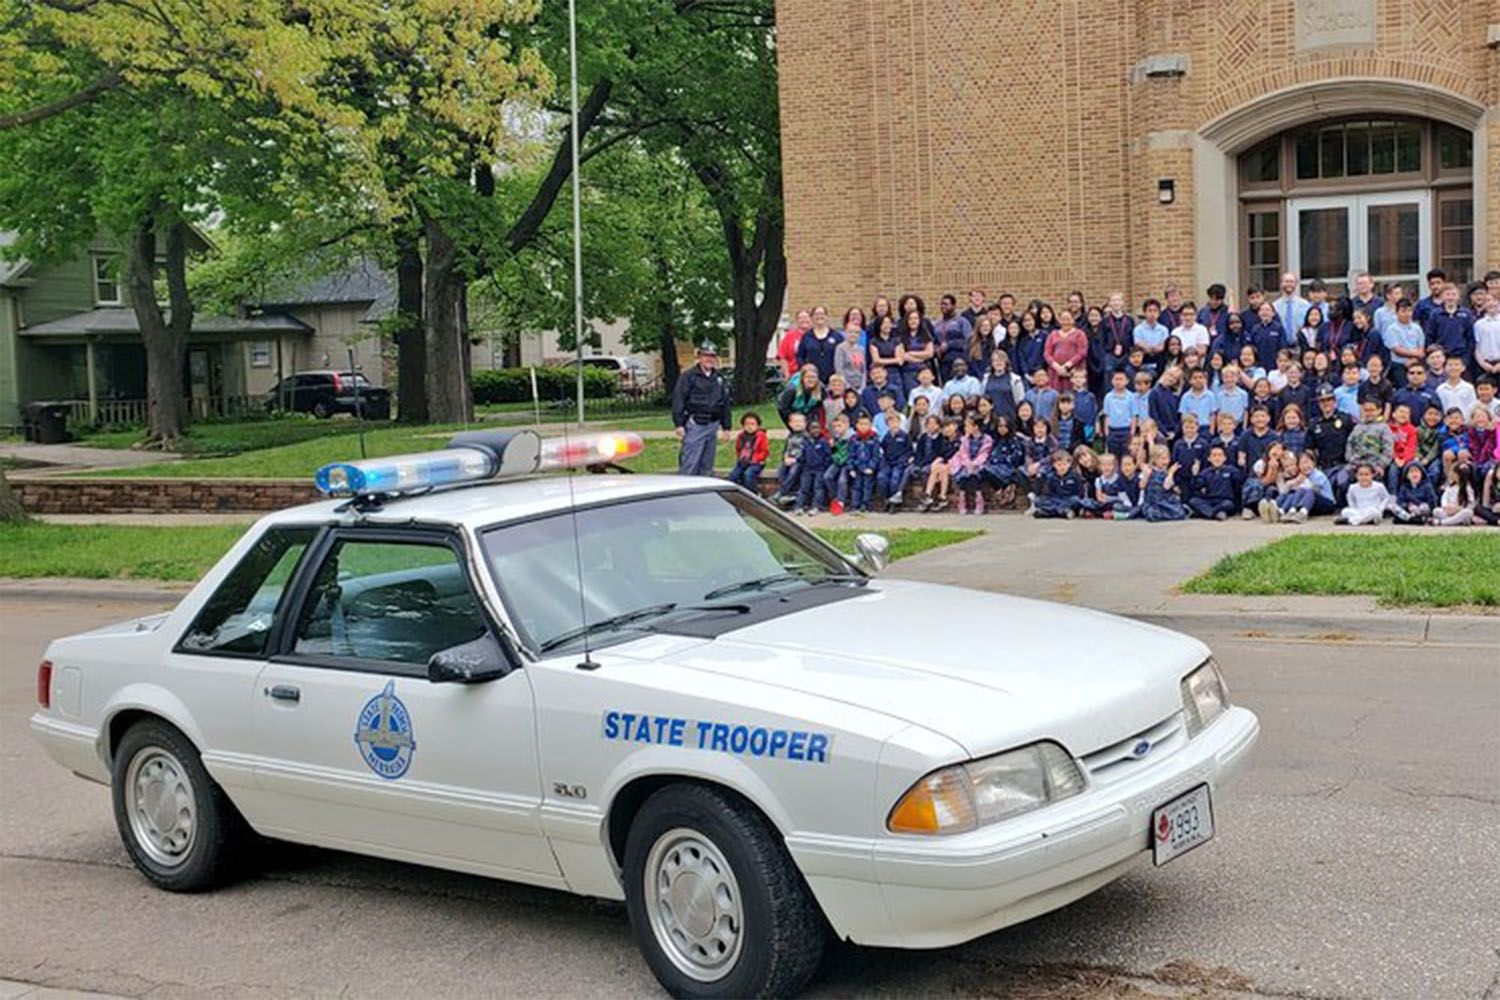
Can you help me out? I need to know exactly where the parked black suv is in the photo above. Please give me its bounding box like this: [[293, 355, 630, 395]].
[[265, 371, 391, 419]]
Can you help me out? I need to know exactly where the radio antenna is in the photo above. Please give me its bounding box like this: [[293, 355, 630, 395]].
[[560, 421, 598, 671]]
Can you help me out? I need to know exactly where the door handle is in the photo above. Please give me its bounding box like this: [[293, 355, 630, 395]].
[[265, 684, 300, 703]]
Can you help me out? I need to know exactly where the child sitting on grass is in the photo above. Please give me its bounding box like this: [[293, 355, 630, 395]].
[[1432, 463, 1476, 526]]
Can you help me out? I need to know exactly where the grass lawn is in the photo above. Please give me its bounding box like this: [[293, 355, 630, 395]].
[[0, 522, 250, 581], [76, 418, 370, 454], [0, 522, 979, 582], [1183, 534, 1500, 608]]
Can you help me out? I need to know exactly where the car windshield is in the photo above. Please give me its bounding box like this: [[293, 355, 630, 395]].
[[479, 489, 856, 653]]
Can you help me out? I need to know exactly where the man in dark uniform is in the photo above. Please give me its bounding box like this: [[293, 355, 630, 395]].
[[672, 341, 731, 476], [1309, 386, 1354, 501]]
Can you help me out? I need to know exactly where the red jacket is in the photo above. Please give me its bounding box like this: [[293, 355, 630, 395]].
[[735, 428, 770, 465], [1389, 421, 1418, 465]]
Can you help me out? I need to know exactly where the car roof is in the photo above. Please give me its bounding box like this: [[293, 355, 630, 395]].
[[259, 473, 728, 533]]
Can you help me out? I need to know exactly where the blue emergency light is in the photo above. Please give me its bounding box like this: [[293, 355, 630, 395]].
[[313, 430, 644, 497]]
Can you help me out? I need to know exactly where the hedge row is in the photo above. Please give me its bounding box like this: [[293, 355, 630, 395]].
[[471, 366, 617, 403]]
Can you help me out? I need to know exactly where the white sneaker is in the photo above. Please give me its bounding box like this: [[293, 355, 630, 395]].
[[1241, 508, 1256, 520], [1266, 503, 1281, 523], [1286, 508, 1307, 523]]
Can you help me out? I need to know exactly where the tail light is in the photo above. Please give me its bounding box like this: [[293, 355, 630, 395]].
[[37, 660, 52, 708], [332, 372, 344, 392]]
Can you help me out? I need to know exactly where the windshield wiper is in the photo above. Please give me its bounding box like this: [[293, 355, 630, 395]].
[[702, 572, 867, 602], [539, 602, 679, 652]]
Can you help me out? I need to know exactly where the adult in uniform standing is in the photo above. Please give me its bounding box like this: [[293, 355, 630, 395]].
[[672, 341, 732, 476]]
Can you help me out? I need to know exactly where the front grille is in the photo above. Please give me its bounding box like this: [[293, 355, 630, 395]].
[[1081, 712, 1186, 785]]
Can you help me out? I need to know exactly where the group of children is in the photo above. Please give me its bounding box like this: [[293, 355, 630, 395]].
[[736, 273, 1500, 525]]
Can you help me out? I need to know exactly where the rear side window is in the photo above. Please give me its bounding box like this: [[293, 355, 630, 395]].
[[290, 539, 487, 668], [179, 527, 318, 656]]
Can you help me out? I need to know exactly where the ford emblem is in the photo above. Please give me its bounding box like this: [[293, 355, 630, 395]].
[[1131, 739, 1152, 759]]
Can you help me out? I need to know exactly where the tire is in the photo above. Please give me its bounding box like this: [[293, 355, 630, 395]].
[[312, 400, 332, 419], [623, 783, 824, 998], [110, 718, 252, 892]]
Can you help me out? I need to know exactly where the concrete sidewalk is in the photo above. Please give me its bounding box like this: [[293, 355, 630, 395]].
[[0, 441, 180, 472]]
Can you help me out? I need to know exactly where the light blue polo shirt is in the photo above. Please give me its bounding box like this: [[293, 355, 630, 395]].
[[1178, 388, 1219, 427], [1214, 385, 1249, 427], [1102, 390, 1135, 429], [1133, 321, 1169, 353]]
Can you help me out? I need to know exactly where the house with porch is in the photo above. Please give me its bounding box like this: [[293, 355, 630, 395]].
[[0, 233, 393, 430]]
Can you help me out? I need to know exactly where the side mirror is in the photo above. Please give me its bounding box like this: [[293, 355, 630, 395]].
[[853, 532, 890, 575], [428, 633, 514, 684]]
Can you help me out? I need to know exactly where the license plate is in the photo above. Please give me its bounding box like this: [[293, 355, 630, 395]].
[[1151, 784, 1214, 866]]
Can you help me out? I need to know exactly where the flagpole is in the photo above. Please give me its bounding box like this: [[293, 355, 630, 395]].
[[568, 0, 585, 424]]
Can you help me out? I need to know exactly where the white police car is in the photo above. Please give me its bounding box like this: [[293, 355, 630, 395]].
[[30, 429, 1259, 998]]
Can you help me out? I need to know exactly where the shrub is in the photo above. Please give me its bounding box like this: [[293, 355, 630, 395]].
[[471, 366, 617, 404]]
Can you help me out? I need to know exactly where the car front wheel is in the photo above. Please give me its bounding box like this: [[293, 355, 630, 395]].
[[111, 719, 251, 892], [623, 783, 824, 998]]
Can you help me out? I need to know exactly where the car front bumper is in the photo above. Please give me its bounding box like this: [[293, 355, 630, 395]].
[[786, 705, 1259, 948]]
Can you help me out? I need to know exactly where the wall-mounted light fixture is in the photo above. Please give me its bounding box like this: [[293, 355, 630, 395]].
[[1158, 179, 1176, 205]]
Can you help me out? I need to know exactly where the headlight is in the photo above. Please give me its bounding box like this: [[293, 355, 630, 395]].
[[1181, 658, 1229, 737], [887, 741, 1084, 835]]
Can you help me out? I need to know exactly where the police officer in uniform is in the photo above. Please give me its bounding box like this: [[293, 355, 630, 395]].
[[672, 341, 732, 476]]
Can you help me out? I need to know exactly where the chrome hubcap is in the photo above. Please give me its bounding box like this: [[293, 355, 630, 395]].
[[125, 748, 196, 867], [644, 828, 743, 982]]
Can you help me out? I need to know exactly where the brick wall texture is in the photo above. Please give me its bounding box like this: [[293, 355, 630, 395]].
[[14, 478, 321, 514], [777, 0, 1498, 309]]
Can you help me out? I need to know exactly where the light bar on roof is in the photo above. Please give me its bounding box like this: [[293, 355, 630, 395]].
[[312, 429, 643, 497]]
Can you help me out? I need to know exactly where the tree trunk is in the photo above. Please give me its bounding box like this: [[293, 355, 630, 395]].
[[127, 216, 193, 447], [422, 213, 471, 424], [0, 467, 28, 523], [393, 230, 428, 423], [731, 204, 786, 404]]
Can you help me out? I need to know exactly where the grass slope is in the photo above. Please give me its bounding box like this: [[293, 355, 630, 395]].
[[1183, 533, 1500, 607]]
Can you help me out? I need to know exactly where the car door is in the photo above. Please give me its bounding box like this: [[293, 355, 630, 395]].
[[250, 528, 560, 884], [167, 524, 322, 806]]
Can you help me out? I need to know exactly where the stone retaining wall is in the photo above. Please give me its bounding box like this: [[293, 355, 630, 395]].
[[13, 477, 321, 514]]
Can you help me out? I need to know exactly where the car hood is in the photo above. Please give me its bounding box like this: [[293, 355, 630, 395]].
[[657, 579, 1207, 758]]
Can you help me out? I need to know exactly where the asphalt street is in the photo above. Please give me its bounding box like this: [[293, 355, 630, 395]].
[[1, 595, 1496, 999]]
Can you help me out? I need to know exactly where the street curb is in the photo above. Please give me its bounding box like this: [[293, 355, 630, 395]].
[[1131, 610, 1498, 644]]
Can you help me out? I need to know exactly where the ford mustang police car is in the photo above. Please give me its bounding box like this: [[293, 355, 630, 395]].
[[31, 429, 1259, 998]]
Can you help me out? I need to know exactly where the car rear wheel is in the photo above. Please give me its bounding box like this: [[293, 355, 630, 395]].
[[312, 400, 332, 419], [111, 719, 251, 892], [623, 784, 824, 998]]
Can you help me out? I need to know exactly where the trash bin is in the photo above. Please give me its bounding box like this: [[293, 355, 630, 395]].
[[21, 402, 71, 444]]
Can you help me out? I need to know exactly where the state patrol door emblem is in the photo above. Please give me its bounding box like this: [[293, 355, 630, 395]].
[[355, 680, 416, 779]]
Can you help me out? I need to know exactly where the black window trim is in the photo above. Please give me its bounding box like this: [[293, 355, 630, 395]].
[[269, 525, 515, 677], [171, 522, 329, 660]]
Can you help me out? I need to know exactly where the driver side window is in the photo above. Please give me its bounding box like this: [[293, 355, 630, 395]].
[[291, 538, 488, 668]]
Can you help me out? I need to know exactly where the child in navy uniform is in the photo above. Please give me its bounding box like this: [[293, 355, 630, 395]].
[[1023, 417, 1059, 487], [1053, 392, 1087, 452], [727, 412, 769, 491], [912, 414, 943, 486], [1139, 445, 1187, 521], [1189, 444, 1243, 519], [1171, 412, 1209, 498], [1237, 405, 1281, 517], [793, 429, 831, 515], [877, 411, 913, 511], [848, 412, 881, 513], [918, 418, 962, 511], [1081, 452, 1127, 517], [1391, 462, 1436, 524], [1029, 450, 1084, 518], [1067, 368, 1098, 441], [982, 416, 1027, 507], [949, 413, 992, 514]]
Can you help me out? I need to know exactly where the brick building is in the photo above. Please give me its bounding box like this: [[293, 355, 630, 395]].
[[776, 0, 1498, 311]]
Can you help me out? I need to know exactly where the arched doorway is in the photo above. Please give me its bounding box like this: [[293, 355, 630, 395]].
[[1237, 116, 1474, 299], [1192, 78, 1488, 299]]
